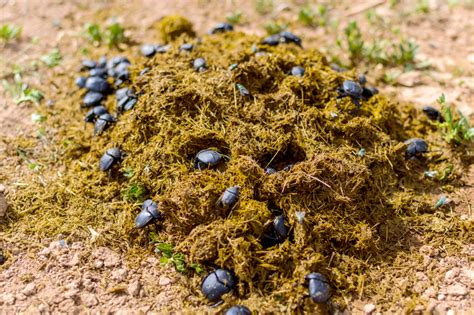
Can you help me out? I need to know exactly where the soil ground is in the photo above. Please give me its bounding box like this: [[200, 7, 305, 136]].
[[1, 0, 473, 313]]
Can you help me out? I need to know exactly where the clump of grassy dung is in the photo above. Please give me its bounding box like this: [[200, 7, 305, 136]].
[[1, 20, 472, 313], [155, 15, 196, 43]]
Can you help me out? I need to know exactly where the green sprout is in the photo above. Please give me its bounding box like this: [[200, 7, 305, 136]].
[[226, 11, 243, 25], [121, 182, 148, 202], [123, 167, 134, 178], [416, 0, 430, 13], [436, 94, 474, 145], [105, 22, 126, 47], [84, 23, 102, 44], [153, 242, 186, 273], [343, 21, 364, 62], [264, 21, 287, 35], [254, 0, 274, 15], [2, 73, 43, 105], [298, 7, 316, 26], [0, 24, 22, 42], [41, 49, 62, 67]]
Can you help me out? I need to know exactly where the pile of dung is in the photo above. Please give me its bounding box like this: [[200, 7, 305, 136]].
[[2, 19, 472, 313]]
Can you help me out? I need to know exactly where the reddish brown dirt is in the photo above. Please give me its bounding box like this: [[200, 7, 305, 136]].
[[1, 0, 472, 313]]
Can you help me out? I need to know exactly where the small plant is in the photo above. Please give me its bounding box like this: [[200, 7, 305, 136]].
[[416, 0, 430, 13], [2, 73, 43, 105], [264, 21, 287, 35], [83, 21, 126, 47], [298, 7, 316, 26], [123, 167, 134, 178], [121, 182, 147, 201], [343, 21, 364, 62], [105, 22, 126, 47], [0, 24, 22, 42], [226, 11, 243, 25], [149, 234, 204, 274], [84, 23, 102, 44], [41, 49, 62, 67], [436, 94, 474, 145], [254, 0, 273, 15], [390, 39, 418, 66]]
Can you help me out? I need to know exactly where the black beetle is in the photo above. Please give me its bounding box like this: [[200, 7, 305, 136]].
[[330, 63, 346, 73], [261, 34, 281, 46], [193, 58, 207, 72], [201, 269, 236, 302], [236, 84, 251, 97], [404, 138, 428, 159], [194, 149, 226, 170], [141, 44, 157, 57], [361, 86, 378, 99], [209, 22, 233, 34], [305, 273, 331, 303], [225, 305, 251, 315], [282, 164, 294, 171], [99, 148, 124, 171], [261, 214, 288, 248], [264, 167, 277, 175], [135, 199, 161, 228], [422, 106, 444, 122], [116, 88, 138, 113], [85, 105, 108, 123], [85, 76, 110, 94], [279, 31, 302, 46], [217, 186, 240, 211], [358, 74, 367, 86], [89, 67, 108, 78], [179, 43, 193, 52], [83, 91, 104, 107], [97, 56, 107, 68], [75, 76, 86, 88], [155, 44, 170, 54], [81, 59, 97, 70], [94, 113, 116, 135], [336, 80, 365, 108], [0, 252, 5, 265], [291, 66, 305, 77]]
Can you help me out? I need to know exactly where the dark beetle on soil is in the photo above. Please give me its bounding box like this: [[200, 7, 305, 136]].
[[225, 305, 251, 315], [83, 91, 104, 107], [217, 185, 240, 211], [305, 273, 331, 303], [422, 106, 444, 122], [94, 113, 116, 135], [135, 199, 161, 228], [99, 148, 124, 171], [261, 214, 288, 248], [336, 80, 365, 108], [209, 22, 233, 34], [201, 269, 236, 301], [85, 76, 111, 94], [193, 58, 207, 72], [85, 105, 108, 123], [194, 149, 226, 170], [404, 138, 428, 159]]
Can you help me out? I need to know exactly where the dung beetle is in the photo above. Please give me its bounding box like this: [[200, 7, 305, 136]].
[[85, 76, 111, 94], [404, 138, 428, 159], [261, 34, 281, 46], [201, 269, 236, 302], [236, 84, 251, 97], [209, 22, 233, 34], [135, 199, 161, 228], [279, 31, 302, 46], [217, 186, 240, 211], [225, 305, 251, 315], [422, 106, 444, 122], [83, 91, 104, 107], [99, 148, 124, 171], [141, 44, 157, 57], [361, 86, 378, 99], [89, 67, 108, 78], [0, 252, 5, 265], [282, 164, 294, 171], [179, 43, 193, 52], [264, 167, 277, 175], [358, 74, 367, 86], [261, 214, 288, 248], [94, 113, 117, 135], [193, 58, 207, 72], [194, 149, 226, 170], [97, 56, 107, 68], [305, 273, 331, 303], [116, 88, 138, 113], [75, 76, 86, 88], [291, 66, 305, 77], [81, 59, 97, 70], [85, 105, 108, 123], [336, 80, 365, 108]]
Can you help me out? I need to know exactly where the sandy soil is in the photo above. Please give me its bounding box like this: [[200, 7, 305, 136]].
[[0, 0, 472, 313]]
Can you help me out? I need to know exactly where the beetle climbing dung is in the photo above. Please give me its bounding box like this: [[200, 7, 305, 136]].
[[99, 148, 124, 171]]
